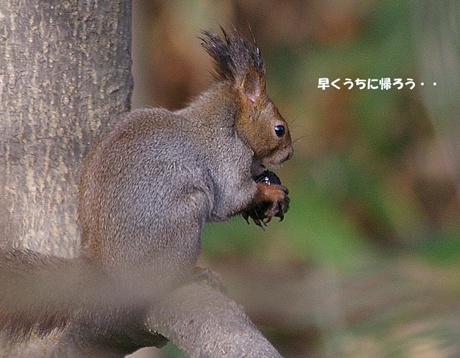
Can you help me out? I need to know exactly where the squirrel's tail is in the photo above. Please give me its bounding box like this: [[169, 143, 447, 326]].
[[0, 249, 153, 339]]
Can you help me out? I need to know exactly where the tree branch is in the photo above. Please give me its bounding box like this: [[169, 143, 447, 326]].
[[3, 280, 283, 358], [146, 281, 283, 358]]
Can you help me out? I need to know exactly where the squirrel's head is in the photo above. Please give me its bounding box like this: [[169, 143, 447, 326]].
[[201, 28, 293, 173]]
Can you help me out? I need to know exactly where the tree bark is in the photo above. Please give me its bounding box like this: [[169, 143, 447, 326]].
[[0, 0, 133, 257]]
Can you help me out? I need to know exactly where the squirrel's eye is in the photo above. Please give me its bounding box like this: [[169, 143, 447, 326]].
[[274, 124, 285, 138]]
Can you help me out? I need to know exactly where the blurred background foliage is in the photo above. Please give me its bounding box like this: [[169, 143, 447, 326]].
[[129, 0, 460, 357]]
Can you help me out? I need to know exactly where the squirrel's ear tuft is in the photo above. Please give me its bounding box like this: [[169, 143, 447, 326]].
[[200, 28, 265, 90]]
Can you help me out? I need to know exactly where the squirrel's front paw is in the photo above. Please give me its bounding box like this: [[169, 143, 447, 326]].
[[243, 171, 290, 228]]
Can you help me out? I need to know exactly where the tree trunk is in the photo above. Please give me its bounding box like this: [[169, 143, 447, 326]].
[[0, 0, 133, 258]]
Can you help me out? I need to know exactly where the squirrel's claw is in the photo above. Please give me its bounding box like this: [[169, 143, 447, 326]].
[[242, 180, 290, 229]]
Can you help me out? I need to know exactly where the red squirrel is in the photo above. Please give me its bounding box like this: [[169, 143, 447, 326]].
[[0, 28, 293, 344]]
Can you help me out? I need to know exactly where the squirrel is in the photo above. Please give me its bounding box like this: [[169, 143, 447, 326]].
[[0, 28, 293, 346]]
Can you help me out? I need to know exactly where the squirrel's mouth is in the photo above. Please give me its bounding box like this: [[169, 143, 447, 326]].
[[252, 146, 293, 177]]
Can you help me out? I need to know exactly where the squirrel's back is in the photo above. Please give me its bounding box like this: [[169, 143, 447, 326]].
[[78, 108, 215, 271]]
